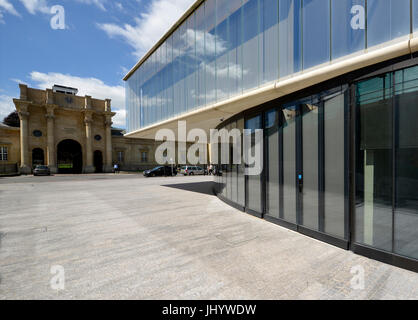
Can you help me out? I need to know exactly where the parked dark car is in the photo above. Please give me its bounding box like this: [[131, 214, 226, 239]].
[[143, 166, 177, 177], [33, 165, 51, 176]]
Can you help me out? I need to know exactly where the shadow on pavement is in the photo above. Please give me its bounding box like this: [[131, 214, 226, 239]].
[[162, 181, 216, 196]]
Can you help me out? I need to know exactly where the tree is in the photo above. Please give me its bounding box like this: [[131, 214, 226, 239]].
[[3, 111, 20, 128]]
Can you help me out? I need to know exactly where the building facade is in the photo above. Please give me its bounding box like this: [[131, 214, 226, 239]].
[[125, 0, 418, 271], [0, 84, 161, 174]]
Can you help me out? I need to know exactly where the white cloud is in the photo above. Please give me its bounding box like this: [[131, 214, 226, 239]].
[[0, 0, 20, 22], [75, 0, 106, 11], [18, 0, 50, 14], [0, 94, 16, 121], [30, 71, 126, 127], [115, 2, 123, 11], [97, 0, 195, 58], [0, 0, 20, 16]]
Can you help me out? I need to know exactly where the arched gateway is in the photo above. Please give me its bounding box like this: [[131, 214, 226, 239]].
[[57, 140, 83, 174]]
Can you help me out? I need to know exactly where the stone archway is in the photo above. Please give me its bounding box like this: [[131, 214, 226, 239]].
[[94, 150, 103, 173], [57, 139, 83, 174], [32, 148, 45, 167]]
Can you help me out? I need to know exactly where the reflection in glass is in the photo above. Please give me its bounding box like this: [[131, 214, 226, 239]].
[[414, 0, 418, 34], [262, 0, 279, 83], [243, 0, 260, 91], [237, 118, 246, 206], [245, 115, 263, 213], [265, 109, 280, 219], [282, 105, 297, 223], [324, 92, 346, 238], [367, 0, 410, 48], [279, 0, 302, 78], [301, 100, 319, 230], [332, 0, 366, 60], [355, 76, 393, 252], [394, 66, 418, 259], [302, 0, 330, 69]]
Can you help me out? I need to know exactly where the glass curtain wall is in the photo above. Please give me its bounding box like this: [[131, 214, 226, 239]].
[[127, 0, 413, 133], [355, 65, 418, 260], [215, 63, 418, 264], [331, 0, 365, 60], [367, 0, 410, 48], [216, 85, 348, 239]]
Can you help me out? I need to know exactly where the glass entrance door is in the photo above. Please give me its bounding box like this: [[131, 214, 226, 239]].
[[282, 100, 320, 230], [281, 89, 348, 239]]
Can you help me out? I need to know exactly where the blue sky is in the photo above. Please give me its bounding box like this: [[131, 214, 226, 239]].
[[0, 0, 194, 127]]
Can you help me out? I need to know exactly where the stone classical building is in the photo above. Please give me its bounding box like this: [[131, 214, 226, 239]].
[[0, 84, 162, 174]]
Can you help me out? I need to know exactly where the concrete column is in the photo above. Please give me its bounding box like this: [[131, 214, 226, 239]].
[[84, 112, 95, 173], [45, 105, 57, 173], [17, 103, 31, 174]]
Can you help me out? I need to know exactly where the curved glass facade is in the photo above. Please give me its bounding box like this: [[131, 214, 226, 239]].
[[126, 0, 416, 133], [214, 62, 418, 269]]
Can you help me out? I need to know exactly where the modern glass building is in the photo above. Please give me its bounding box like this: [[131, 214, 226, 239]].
[[125, 0, 418, 271]]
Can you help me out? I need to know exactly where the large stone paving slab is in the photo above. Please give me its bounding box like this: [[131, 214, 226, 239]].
[[0, 174, 417, 300]]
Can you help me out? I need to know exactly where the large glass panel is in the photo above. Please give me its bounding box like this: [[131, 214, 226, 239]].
[[242, 0, 260, 91], [216, 0, 230, 102], [228, 0, 243, 98], [355, 74, 393, 252], [282, 104, 297, 223], [226, 123, 232, 200], [179, 23, 187, 114], [394, 66, 418, 260], [245, 114, 263, 213], [237, 118, 246, 206], [262, 0, 279, 83], [230, 121, 238, 204], [167, 35, 174, 118], [367, 0, 410, 48], [301, 98, 320, 230], [324, 91, 346, 238], [196, 3, 206, 108], [331, 0, 366, 60], [414, 0, 418, 35], [205, 0, 217, 104], [186, 13, 197, 112], [265, 109, 280, 219], [173, 28, 182, 117], [302, 0, 330, 70], [279, 0, 302, 78]]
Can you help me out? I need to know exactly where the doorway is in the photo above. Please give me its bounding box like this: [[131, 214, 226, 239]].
[[94, 150, 103, 173], [32, 148, 45, 167], [57, 140, 83, 174], [280, 89, 348, 240]]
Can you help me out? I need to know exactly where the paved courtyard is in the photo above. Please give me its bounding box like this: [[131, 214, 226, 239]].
[[0, 174, 417, 300]]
